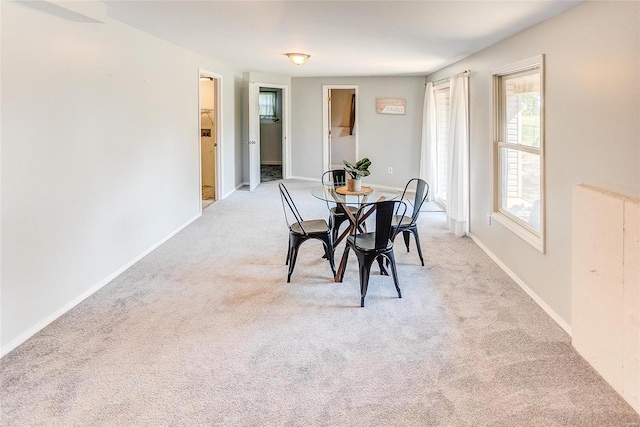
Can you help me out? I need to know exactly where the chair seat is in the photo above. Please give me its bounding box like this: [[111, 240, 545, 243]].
[[347, 233, 392, 251], [331, 205, 359, 216], [392, 215, 413, 227], [291, 219, 329, 235]]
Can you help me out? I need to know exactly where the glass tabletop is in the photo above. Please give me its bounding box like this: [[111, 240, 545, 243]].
[[311, 184, 400, 205]]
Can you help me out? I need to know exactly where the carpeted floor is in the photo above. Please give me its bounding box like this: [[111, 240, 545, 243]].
[[1, 179, 638, 426]]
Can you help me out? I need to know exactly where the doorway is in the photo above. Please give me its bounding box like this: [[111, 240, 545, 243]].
[[259, 88, 283, 182], [199, 72, 220, 210], [323, 85, 358, 172], [248, 82, 289, 191]]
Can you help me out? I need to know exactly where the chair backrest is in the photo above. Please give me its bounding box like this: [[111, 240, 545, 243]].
[[400, 178, 430, 223], [354, 200, 407, 249], [321, 169, 348, 211], [278, 183, 306, 234], [321, 169, 347, 188]]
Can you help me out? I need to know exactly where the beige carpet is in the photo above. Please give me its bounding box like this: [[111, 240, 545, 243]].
[[2, 179, 639, 426]]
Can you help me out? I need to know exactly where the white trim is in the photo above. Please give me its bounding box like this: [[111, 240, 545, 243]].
[[469, 233, 572, 336], [491, 211, 544, 253], [433, 78, 451, 88], [491, 54, 543, 76], [1, 213, 202, 357], [220, 186, 240, 199], [364, 182, 404, 192], [288, 176, 321, 182], [287, 177, 403, 192]]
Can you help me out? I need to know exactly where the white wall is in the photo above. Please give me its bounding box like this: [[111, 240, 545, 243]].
[[427, 1, 640, 328], [1, 1, 243, 353], [291, 76, 424, 188], [260, 123, 283, 165]]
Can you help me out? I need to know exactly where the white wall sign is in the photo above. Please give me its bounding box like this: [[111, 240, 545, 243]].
[[376, 98, 406, 115]]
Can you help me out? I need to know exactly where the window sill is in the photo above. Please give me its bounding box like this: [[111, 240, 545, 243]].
[[491, 212, 545, 253]]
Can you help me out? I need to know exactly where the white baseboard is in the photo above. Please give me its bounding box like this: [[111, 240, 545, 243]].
[[366, 182, 404, 192], [288, 176, 320, 182], [285, 177, 404, 192], [1, 213, 202, 357], [469, 233, 573, 336], [260, 161, 282, 166]]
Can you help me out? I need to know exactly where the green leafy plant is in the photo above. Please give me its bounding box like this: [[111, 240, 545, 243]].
[[343, 158, 371, 179]]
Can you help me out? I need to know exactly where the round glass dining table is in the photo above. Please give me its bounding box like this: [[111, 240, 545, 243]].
[[311, 184, 400, 281], [311, 184, 399, 206]]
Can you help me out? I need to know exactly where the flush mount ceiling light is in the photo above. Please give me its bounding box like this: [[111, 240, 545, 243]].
[[286, 53, 310, 65]]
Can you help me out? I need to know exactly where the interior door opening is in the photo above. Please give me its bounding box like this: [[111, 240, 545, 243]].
[[248, 81, 289, 191], [200, 74, 219, 209], [259, 88, 283, 182], [323, 85, 358, 173]]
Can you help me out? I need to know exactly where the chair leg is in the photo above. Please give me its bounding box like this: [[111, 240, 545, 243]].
[[333, 215, 347, 244], [403, 230, 411, 252], [319, 234, 336, 276], [326, 216, 336, 257], [331, 214, 337, 243], [411, 226, 425, 266], [338, 245, 351, 282], [386, 251, 402, 299], [356, 252, 375, 307], [287, 235, 303, 283], [287, 247, 299, 283], [285, 236, 291, 265], [377, 256, 389, 276]]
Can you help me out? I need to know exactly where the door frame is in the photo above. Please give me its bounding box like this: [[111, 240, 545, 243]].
[[322, 85, 359, 172], [251, 81, 290, 182], [198, 68, 223, 211]]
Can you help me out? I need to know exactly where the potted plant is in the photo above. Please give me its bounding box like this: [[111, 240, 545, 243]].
[[343, 158, 371, 192]]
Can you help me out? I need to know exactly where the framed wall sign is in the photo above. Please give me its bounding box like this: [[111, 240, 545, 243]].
[[376, 98, 406, 115]]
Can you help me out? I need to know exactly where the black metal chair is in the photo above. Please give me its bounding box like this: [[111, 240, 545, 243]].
[[279, 183, 336, 282], [321, 169, 359, 243], [337, 200, 407, 307], [392, 178, 429, 266]]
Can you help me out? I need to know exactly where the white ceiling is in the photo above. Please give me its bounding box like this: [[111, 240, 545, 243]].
[[104, 1, 582, 77]]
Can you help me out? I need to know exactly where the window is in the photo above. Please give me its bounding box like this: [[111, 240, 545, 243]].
[[492, 55, 545, 252], [433, 83, 450, 207], [259, 91, 277, 118]]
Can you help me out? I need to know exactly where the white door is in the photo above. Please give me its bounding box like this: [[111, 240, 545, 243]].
[[249, 82, 261, 191]]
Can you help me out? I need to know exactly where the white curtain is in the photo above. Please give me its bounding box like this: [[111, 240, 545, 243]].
[[446, 74, 470, 237], [419, 82, 437, 202], [259, 91, 276, 117]]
